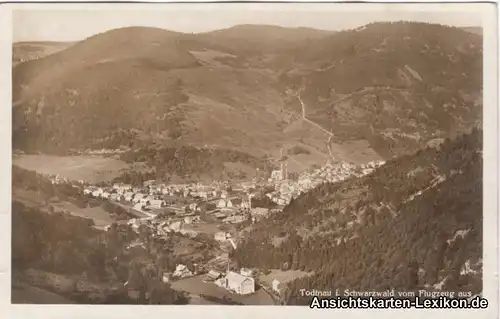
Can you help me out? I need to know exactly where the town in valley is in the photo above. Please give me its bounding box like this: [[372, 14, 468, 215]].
[[11, 6, 485, 306]]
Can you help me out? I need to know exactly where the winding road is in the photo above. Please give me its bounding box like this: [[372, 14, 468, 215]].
[[294, 89, 335, 161]]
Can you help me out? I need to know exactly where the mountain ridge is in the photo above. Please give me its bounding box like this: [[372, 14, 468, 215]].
[[13, 21, 482, 178]]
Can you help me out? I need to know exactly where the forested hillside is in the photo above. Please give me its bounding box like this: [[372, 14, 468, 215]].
[[13, 22, 481, 165], [232, 127, 482, 304]]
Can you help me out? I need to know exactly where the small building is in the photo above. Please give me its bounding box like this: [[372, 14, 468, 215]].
[[240, 268, 253, 277], [133, 194, 145, 203], [101, 192, 111, 199], [204, 270, 222, 282], [198, 191, 208, 199], [92, 188, 104, 197], [216, 199, 233, 209], [173, 264, 193, 279], [184, 216, 200, 224], [162, 272, 172, 283], [272, 279, 283, 294], [117, 184, 132, 194], [149, 199, 164, 209], [223, 271, 255, 295], [180, 228, 198, 238], [216, 199, 226, 209], [124, 192, 134, 202], [169, 221, 183, 232], [223, 215, 246, 224], [110, 193, 122, 201], [214, 232, 229, 242], [251, 207, 270, 217]]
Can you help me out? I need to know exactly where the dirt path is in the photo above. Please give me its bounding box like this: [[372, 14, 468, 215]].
[[294, 89, 335, 162]]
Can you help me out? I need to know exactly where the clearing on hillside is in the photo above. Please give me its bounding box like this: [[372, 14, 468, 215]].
[[13, 154, 130, 183]]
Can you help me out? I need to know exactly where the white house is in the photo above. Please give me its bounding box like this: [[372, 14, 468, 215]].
[[173, 264, 193, 278], [198, 191, 208, 199], [214, 232, 229, 242], [162, 272, 172, 283], [222, 271, 255, 295], [272, 279, 283, 294], [110, 193, 122, 201], [133, 194, 145, 203], [240, 268, 253, 277], [149, 199, 164, 209], [117, 184, 132, 194], [169, 221, 183, 232], [124, 192, 134, 202], [216, 199, 233, 209], [92, 189, 103, 197], [101, 192, 111, 199], [216, 199, 225, 208]]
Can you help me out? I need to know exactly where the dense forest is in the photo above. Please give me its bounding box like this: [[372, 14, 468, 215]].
[[12, 201, 190, 304], [115, 145, 270, 183], [231, 127, 483, 304]]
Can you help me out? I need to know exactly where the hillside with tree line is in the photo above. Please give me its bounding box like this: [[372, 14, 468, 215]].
[[231, 127, 482, 304], [13, 21, 481, 172]]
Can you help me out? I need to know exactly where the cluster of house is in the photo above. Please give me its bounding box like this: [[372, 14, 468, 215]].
[[264, 160, 386, 206], [48, 174, 79, 185], [126, 215, 202, 238], [83, 183, 166, 210]]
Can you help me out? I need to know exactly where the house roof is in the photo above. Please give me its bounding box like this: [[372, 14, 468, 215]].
[[226, 271, 252, 286], [207, 270, 221, 279]]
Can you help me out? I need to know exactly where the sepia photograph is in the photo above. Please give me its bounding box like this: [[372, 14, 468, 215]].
[[2, 1, 498, 317]]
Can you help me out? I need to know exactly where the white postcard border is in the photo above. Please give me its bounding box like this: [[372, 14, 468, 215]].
[[0, 1, 498, 319]]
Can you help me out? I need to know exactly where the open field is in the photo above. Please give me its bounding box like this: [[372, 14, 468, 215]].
[[13, 154, 130, 183], [259, 269, 313, 287], [12, 188, 114, 229], [171, 275, 274, 305], [328, 140, 384, 164], [51, 201, 113, 229]]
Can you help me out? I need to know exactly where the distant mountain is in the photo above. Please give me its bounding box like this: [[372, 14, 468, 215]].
[[232, 127, 482, 304], [12, 22, 482, 177], [461, 26, 482, 36], [12, 41, 74, 65], [281, 21, 483, 158]]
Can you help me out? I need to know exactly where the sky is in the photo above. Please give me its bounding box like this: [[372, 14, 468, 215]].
[[12, 3, 484, 42]]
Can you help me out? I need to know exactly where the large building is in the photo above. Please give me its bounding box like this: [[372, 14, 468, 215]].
[[222, 271, 255, 295]]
